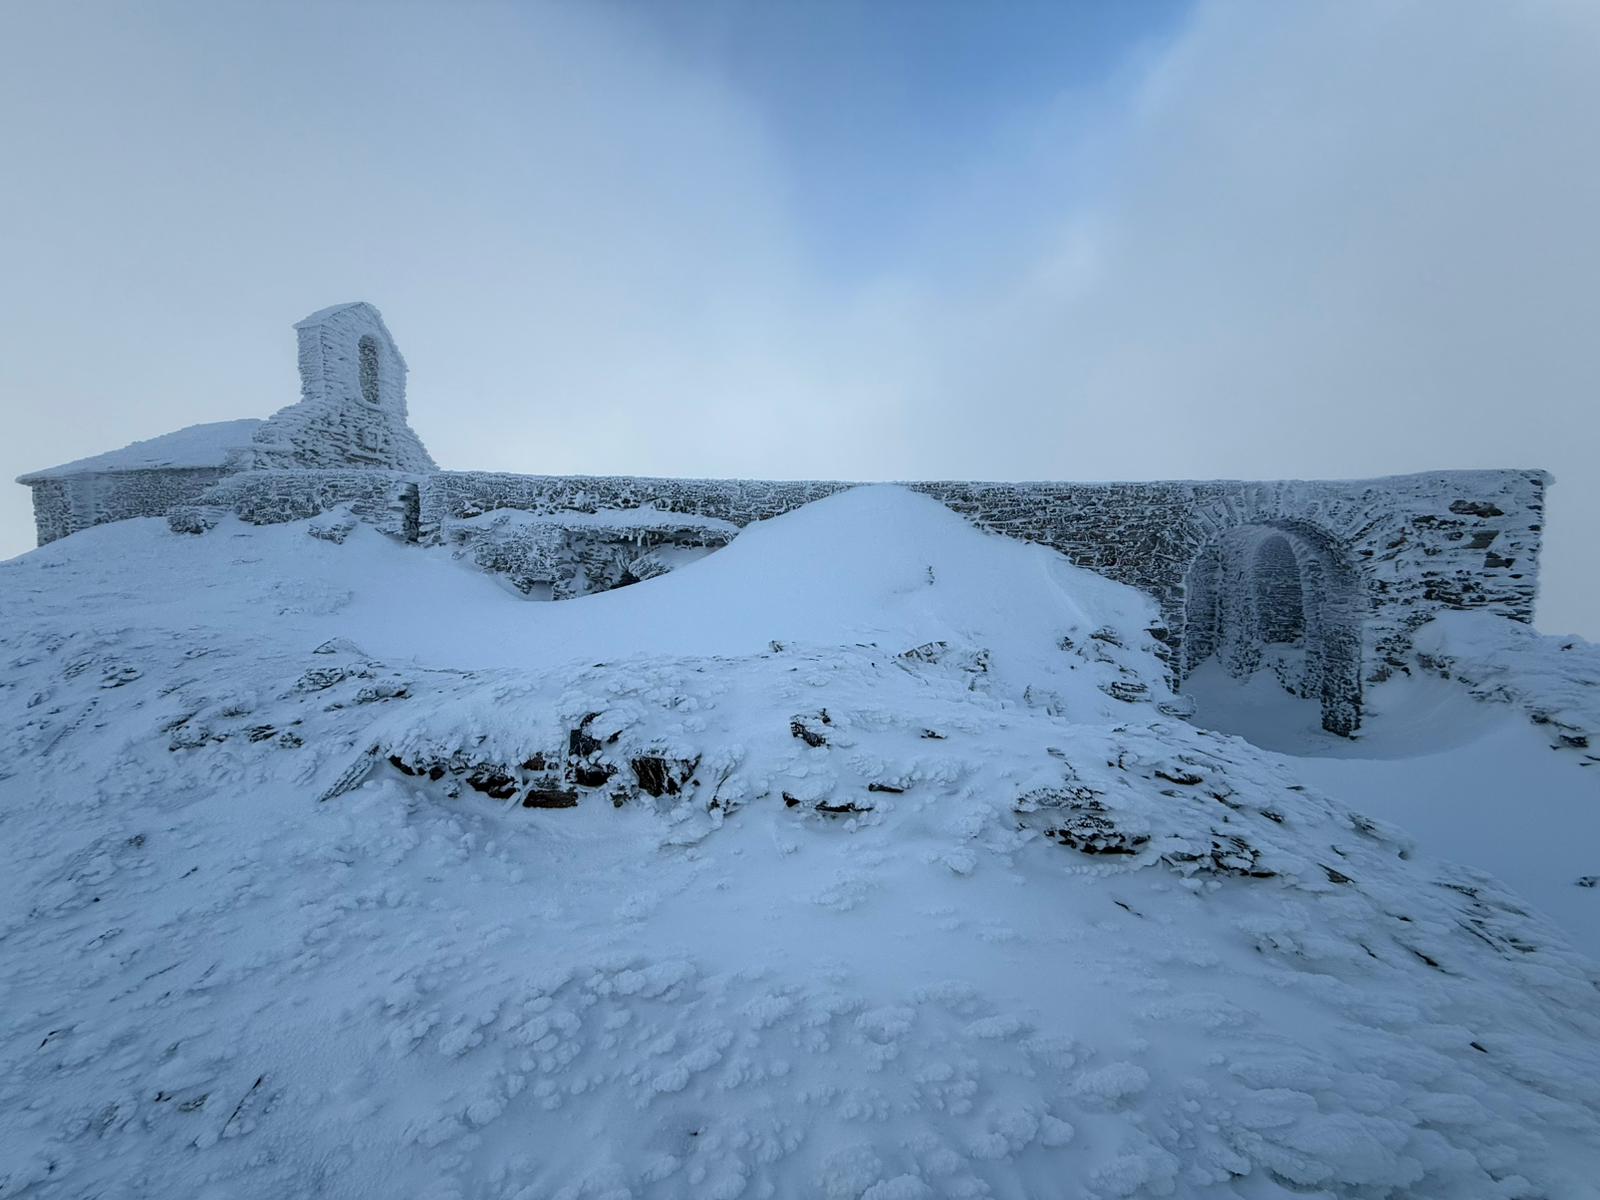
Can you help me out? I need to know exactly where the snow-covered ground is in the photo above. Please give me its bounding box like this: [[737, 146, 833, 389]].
[[2, 487, 1597, 1199], [1187, 666, 1600, 961]]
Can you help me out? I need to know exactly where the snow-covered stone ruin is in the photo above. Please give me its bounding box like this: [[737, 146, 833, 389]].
[[16, 302, 1550, 736], [16, 302, 433, 546]]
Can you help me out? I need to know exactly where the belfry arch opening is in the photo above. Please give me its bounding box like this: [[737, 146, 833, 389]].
[[1179, 522, 1365, 736], [358, 335, 381, 406]]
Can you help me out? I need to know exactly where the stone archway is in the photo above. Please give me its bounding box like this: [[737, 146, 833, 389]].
[[1179, 521, 1365, 735]]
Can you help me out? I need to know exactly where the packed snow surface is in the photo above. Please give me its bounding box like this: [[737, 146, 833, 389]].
[[1, 487, 1597, 1199], [17, 419, 264, 480]]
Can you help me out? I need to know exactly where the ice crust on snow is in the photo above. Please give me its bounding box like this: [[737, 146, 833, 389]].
[[1, 486, 1598, 1199]]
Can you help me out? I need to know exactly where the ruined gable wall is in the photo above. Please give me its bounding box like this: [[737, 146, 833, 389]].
[[239, 305, 436, 474]]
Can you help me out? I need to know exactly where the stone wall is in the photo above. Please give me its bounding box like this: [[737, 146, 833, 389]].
[[24, 479, 70, 546], [416, 472, 848, 539], [415, 471, 1544, 625], [163, 462, 1547, 733], [414, 468, 1549, 733], [170, 469, 422, 542], [28, 467, 235, 546]]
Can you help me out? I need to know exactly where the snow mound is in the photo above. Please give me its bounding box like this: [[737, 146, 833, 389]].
[[445, 484, 1169, 679], [2, 488, 1599, 1199]]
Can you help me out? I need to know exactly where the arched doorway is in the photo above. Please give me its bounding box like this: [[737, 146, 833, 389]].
[[1180, 522, 1364, 735]]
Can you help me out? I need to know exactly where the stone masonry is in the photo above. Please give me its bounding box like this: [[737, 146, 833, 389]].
[[18, 301, 1551, 736]]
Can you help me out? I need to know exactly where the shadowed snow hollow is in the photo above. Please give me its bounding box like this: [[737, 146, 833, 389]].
[[1, 487, 1598, 1199]]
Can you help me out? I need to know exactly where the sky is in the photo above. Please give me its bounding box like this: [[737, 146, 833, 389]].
[[1, 0, 1595, 637]]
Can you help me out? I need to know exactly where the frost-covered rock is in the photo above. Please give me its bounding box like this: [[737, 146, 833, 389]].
[[443, 507, 738, 598]]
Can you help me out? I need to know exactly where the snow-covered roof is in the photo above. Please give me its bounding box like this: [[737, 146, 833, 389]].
[[17, 418, 263, 482], [292, 301, 374, 329]]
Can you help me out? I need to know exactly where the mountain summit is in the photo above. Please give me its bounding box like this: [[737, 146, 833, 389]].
[[2, 487, 1597, 1198]]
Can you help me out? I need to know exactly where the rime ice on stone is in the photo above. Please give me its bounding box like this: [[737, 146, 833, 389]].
[[403, 468, 1549, 736], [1181, 521, 1364, 736], [15, 301, 1555, 738], [15, 420, 263, 548], [444, 508, 740, 599], [17, 302, 436, 546], [237, 302, 437, 473]]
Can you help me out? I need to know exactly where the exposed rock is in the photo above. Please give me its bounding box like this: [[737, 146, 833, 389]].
[[568, 714, 617, 788], [313, 637, 367, 656], [1162, 835, 1276, 880], [1017, 786, 1151, 857], [522, 787, 579, 809], [815, 799, 872, 817], [789, 715, 829, 748], [900, 640, 950, 663], [466, 769, 518, 800], [99, 664, 142, 688], [1102, 680, 1149, 703], [441, 507, 737, 599], [294, 664, 371, 693], [354, 680, 409, 703], [631, 755, 700, 798], [307, 509, 358, 543]]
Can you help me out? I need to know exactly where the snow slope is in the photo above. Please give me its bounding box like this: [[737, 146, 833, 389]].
[[1188, 665, 1600, 960], [2, 487, 1598, 1199], [1413, 610, 1599, 761]]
